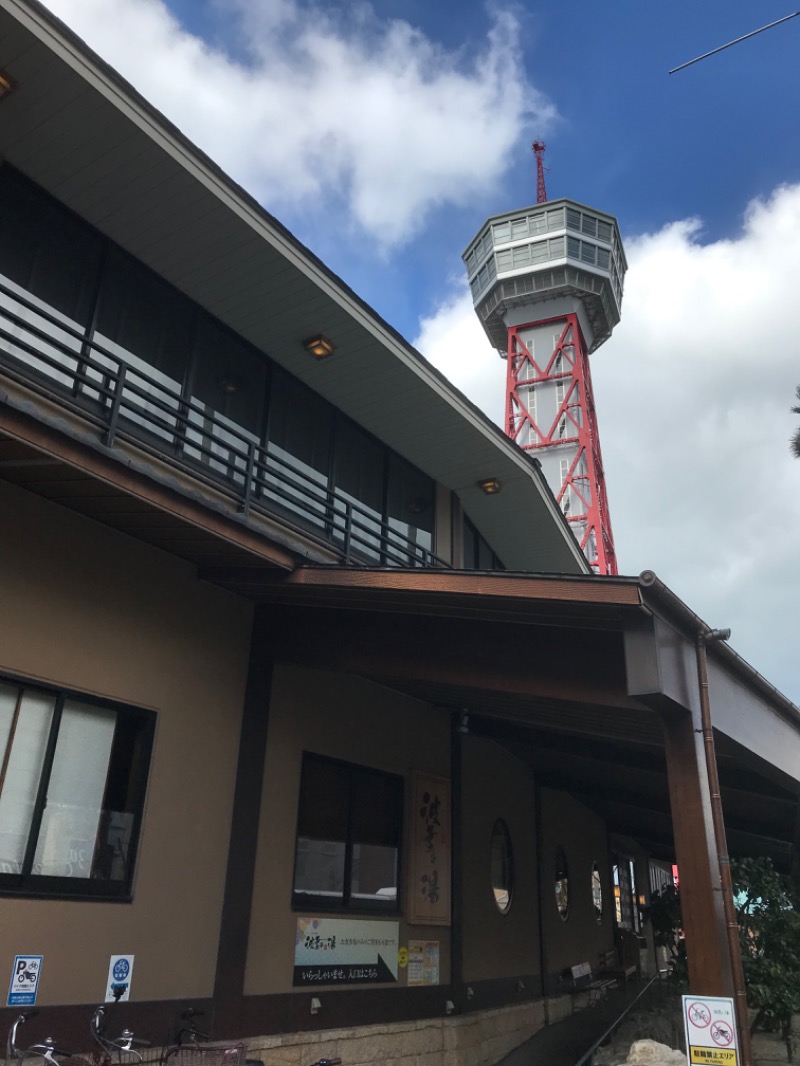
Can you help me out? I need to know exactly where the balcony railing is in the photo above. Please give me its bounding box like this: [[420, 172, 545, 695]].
[[0, 281, 447, 569]]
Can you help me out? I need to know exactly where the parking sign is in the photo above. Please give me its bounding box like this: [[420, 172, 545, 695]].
[[7, 956, 43, 1007]]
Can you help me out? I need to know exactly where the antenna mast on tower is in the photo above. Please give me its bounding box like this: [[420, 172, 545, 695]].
[[532, 140, 547, 204]]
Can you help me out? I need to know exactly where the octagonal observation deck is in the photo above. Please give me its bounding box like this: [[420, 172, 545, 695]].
[[463, 199, 628, 354]]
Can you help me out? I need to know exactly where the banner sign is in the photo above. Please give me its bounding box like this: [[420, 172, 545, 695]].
[[294, 917, 399, 986], [682, 995, 739, 1065]]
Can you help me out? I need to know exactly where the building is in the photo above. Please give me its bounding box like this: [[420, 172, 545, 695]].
[[1, 3, 800, 1064], [463, 199, 626, 574]]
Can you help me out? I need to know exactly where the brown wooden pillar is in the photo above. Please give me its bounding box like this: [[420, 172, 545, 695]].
[[660, 708, 733, 996], [212, 606, 275, 1034]]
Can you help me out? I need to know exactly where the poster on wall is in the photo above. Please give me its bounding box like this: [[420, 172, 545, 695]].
[[407, 940, 440, 986], [294, 917, 399, 986], [408, 773, 451, 926]]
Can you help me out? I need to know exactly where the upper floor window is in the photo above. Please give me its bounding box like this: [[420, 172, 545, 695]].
[[0, 676, 155, 900], [292, 754, 403, 913], [462, 516, 504, 571]]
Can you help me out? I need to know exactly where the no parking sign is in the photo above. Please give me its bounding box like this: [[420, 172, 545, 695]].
[[682, 995, 738, 1065]]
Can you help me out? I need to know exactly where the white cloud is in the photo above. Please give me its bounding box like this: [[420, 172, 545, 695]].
[[416, 185, 800, 702], [42, 0, 554, 248]]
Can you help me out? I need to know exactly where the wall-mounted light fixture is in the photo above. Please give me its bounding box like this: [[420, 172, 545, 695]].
[[477, 477, 501, 495], [457, 710, 470, 735], [466, 986, 475, 1000], [445, 1000, 455, 1016], [310, 997, 321, 1015], [303, 334, 335, 359], [0, 71, 16, 100]]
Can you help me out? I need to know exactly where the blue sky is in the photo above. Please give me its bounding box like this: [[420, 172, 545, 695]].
[[41, 0, 800, 702]]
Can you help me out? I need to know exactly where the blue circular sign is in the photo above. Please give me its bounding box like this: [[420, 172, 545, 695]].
[[112, 959, 130, 981]]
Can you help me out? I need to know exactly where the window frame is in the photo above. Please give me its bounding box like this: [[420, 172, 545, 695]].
[[291, 752, 404, 916], [0, 672, 155, 903]]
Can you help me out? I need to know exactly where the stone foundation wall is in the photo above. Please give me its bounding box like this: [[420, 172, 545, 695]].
[[245, 999, 548, 1066]]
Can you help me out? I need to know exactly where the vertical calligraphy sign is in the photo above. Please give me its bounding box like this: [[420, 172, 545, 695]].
[[408, 773, 451, 926]]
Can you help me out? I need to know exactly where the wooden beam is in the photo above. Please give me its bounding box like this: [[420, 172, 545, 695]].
[[661, 709, 733, 995]]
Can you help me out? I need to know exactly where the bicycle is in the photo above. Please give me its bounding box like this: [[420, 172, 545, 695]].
[[90, 1002, 151, 1066], [6, 1008, 90, 1066]]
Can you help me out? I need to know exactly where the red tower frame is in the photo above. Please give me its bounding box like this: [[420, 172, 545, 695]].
[[506, 314, 617, 575]]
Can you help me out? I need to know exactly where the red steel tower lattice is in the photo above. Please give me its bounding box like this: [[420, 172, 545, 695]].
[[505, 314, 617, 574], [463, 175, 627, 574]]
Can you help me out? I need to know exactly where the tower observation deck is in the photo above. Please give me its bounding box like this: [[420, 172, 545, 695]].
[[463, 198, 627, 574]]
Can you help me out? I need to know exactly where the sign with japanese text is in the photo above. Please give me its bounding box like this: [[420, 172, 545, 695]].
[[408, 773, 451, 925], [105, 955, 135, 1002], [683, 995, 739, 1065], [294, 917, 399, 986], [7, 956, 42, 1007]]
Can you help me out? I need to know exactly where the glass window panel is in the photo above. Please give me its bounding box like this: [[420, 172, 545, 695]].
[[581, 243, 597, 264], [566, 208, 581, 231], [387, 454, 434, 564], [549, 236, 565, 257], [581, 215, 597, 237], [555, 846, 570, 920], [567, 236, 580, 258], [597, 220, 612, 242], [547, 208, 565, 230], [32, 701, 116, 879], [91, 249, 194, 441], [350, 770, 401, 901], [0, 168, 100, 389], [491, 819, 513, 913], [495, 250, 512, 272], [597, 248, 610, 269], [592, 861, 603, 923], [0, 686, 56, 874], [294, 756, 350, 902], [492, 222, 510, 244], [478, 536, 494, 571], [462, 519, 478, 569], [333, 420, 384, 562], [184, 318, 267, 483], [265, 373, 332, 530], [511, 219, 528, 240], [511, 245, 529, 268]]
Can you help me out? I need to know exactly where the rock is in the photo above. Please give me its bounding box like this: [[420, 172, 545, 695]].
[[626, 1039, 686, 1065]]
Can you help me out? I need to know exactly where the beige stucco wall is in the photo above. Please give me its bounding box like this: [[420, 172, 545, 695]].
[[539, 787, 614, 985], [0, 480, 252, 1004], [246, 664, 452, 995], [461, 737, 539, 984]]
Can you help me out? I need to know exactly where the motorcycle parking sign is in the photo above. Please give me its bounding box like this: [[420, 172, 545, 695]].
[[7, 956, 43, 1007]]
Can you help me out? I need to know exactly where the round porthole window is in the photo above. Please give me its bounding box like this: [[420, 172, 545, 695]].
[[554, 846, 569, 921], [490, 819, 514, 913], [591, 862, 603, 924]]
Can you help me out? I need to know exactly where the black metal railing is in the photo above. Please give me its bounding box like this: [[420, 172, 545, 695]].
[[574, 970, 679, 1066], [0, 281, 447, 569]]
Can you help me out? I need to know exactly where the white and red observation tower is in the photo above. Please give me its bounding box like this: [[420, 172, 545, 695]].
[[463, 144, 627, 574]]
